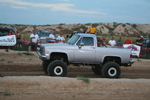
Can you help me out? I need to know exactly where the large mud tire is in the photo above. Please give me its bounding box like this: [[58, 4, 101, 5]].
[[101, 62, 121, 78], [42, 61, 49, 74], [26, 42, 38, 51], [47, 60, 67, 77], [12, 41, 25, 51]]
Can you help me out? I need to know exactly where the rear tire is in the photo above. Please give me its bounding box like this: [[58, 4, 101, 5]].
[[47, 60, 67, 77], [101, 62, 121, 78]]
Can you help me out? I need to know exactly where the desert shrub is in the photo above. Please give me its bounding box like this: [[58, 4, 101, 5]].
[[1, 59, 5, 61], [122, 24, 126, 27], [113, 22, 118, 27], [18, 52, 22, 55], [8, 61, 13, 63], [139, 31, 146, 36], [62, 29, 73, 34], [59, 23, 65, 25], [85, 23, 91, 25], [33, 25, 37, 29], [5, 49, 9, 52], [79, 25, 88, 31], [77, 76, 90, 84], [0, 91, 11, 96], [93, 23, 99, 27], [132, 24, 137, 29], [126, 23, 130, 25], [22, 52, 34, 55]]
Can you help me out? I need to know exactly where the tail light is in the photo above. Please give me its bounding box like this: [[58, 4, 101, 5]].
[[130, 54, 132, 58]]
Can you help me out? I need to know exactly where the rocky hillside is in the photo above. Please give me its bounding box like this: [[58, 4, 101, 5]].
[[0, 23, 150, 37]]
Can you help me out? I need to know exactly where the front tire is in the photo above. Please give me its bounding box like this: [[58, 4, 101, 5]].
[[101, 62, 121, 78], [47, 60, 67, 77], [42, 61, 49, 74]]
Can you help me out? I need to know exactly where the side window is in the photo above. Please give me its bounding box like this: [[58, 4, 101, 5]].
[[77, 37, 94, 46], [76, 38, 82, 46]]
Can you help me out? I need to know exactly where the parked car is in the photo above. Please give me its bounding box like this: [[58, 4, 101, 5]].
[[37, 34, 134, 78], [26, 30, 57, 51], [0, 26, 16, 36], [143, 38, 150, 48], [0, 26, 25, 50], [69, 31, 86, 38]]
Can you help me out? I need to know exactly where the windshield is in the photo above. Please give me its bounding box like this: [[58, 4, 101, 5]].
[[37, 31, 51, 37], [67, 35, 80, 45], [0, 29, 16, 36]]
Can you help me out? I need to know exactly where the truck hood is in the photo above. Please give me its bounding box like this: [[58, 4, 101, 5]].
[[40, 43, 70, 48]]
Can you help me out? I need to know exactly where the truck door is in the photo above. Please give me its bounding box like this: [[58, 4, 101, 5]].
[[75, 37, 95, 63]]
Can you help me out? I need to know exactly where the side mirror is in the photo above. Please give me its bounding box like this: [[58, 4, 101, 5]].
[[78, 42, 84, 49]]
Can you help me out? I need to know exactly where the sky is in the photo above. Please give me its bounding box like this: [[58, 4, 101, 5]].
[[0, 0, 150, 25]]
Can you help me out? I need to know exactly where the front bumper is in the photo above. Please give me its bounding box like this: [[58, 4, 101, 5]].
[[37, 47, 47, 61]]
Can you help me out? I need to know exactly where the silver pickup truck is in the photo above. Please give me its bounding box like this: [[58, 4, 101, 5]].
[[37, 34, 134, 78]]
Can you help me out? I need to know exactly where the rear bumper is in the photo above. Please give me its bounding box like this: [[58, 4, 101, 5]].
[[123, 59, 134, 67]]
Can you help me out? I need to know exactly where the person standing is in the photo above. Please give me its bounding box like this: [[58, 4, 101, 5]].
[[30, 30, 39, 43], [102, 36, 108, 45], [57, 33, 65, 43], [7, 30, 14, 35], [124, 37, 132, 44], [49, 31, 56, 43], [97, 36, 103, 46], [89, 24, 97, 34], [136, 36, 143, 59], [136, 36, 143, 46], [16, 31, 22, 41], [116, 37, 123, 47], [30, 30, 39, 51], [108, 37, 116, 46], [22, 37, 28, 46]]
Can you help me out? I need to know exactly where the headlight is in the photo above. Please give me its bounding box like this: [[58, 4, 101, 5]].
[[40, 46, 45, 55]]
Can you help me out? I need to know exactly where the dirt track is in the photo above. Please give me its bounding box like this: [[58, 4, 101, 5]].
[[0, 50, 150, 100]]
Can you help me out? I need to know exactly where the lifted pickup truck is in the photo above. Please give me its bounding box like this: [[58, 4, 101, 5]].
[[37, 34, 134, 78]]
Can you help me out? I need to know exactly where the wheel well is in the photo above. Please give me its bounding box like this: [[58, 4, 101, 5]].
[[103, 56, 121, 65], [50, 52, 68, 63]]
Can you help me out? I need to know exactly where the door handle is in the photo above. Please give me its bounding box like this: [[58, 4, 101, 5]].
[[91, 47, 95, 49]]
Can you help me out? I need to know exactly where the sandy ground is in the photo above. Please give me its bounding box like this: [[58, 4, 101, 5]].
[[0, 50, 150, 100]]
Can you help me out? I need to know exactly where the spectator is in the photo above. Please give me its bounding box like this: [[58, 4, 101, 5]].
[[108, 37, 116, 46], [30, 30, 39, 51], [49, 31, 56, 42], [97, 36, 103, 46], [136, 36, 143, 46], [102, 36, 108, 45], [16, 31, 22, 41], [22, 37, 28, 46], [30, 30, 39, 43], [7, 30, 14, 35], [136, 36, 143, 59], [57, 33, 65, 43], [124, 37, 132, 44], [116, 37, 123, 47], [89, 24, 97, 34]]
